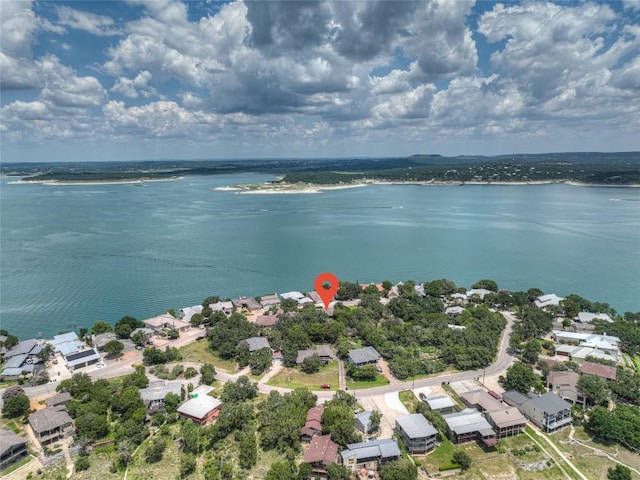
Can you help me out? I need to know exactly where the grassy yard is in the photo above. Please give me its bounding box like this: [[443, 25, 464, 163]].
[[178, 340, 237, 372], [544, 426, 640, 480], [346, 373, 390, 390], [421, 435, 567, 480], [441, 383, 465, 409], [267, 362, 339, 390], [0, 455, 32, 476], [398, 390, 420, 413]]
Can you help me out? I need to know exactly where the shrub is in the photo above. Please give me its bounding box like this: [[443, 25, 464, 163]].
[[439, 464, 461, 471], [75, 455, 90, 471]]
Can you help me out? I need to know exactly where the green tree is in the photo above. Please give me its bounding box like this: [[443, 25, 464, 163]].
[[238, 429, 258, 469], [181, 418, 202, 454], [562, 318, 572, 330], [336, 281, 361, 301], [167, 329, 180, 339], [522, 339, 542, 364], [301, 354, 322, 374], [114, 315, 143, 339], [220, 376, 258, 403], [2, 394, 29, 418], [249, 347, 272, 375], [37, 343, 55, 363], [75, 455, 90, 471], [103, 339, 125, 358], [452, 450, 472, 470], [265, 461, 297, 480], [91, 321, 113, 334], [379, 459, 418, 480], [164, 392, 181, 414], [326, 462, 351, 480], [180, 454, 197, 477], [578, 374, 610, 406], [200, 363, 216, 385], [501, 363, 539, 394], [472, 279, 498, 292], [608, 465, 632, 480], [369, 410, 382, 433], [145, 437, 167, 463], [190, 313, 205, 326], [130, 330, 147, 347]]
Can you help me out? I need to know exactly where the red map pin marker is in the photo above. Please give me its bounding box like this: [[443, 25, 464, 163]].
[[314, 272, 339, 310]]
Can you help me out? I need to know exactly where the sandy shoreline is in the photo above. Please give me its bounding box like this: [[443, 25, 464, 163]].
[[9, 177, 183, 186], [217, 178, 640, 194]]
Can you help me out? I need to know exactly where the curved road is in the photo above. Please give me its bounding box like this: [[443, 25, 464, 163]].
[[18, 311, 516, 402]]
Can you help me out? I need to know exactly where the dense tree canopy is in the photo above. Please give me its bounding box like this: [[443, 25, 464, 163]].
[[501, 363, 540, 394]]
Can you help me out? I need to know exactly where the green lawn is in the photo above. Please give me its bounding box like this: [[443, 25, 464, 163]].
[[178, 340, 237, 372], [398, 390, 420, 413], [267, 362, 339, 390], [0, 455, 32, 476], [346, 372, 390, 390]]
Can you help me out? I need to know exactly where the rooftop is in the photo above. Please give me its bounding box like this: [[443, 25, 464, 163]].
[[341, 438, 400, 462], [0, 429, 27, 456], [443, 409, 495, 436], [396, 413, 437, 439], [461, 389, 504, 412], [502, 390, 530, 406], [347, 346, 381, 364], [425, 394, 457, 411], [303, 434, 338, 466], [487, 408, 527, 429], [576, 312, 612, 323], [45, 392, 72, 407], [256, 315, 278, 327], [244, 336, 270, 352], [29, 406, 73, 434], [139, 380, 183, 403], [580, 361, 617, 381], [525, 392, 572, 414], [177, 395, 221, 419]]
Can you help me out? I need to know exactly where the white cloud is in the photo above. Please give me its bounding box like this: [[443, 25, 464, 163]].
[[0, 0, 38, 58], [56, 6, 120, 36], [111, 71, 156, 98]]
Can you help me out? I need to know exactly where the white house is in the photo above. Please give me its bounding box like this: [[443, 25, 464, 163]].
[[534, 294, 564, 309]]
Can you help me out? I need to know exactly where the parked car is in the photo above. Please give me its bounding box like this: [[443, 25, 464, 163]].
[[320, 384, 331, 389], [418, 392, 426, 400]]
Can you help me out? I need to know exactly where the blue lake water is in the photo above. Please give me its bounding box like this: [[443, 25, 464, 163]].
[[1, 174, 639, 339]]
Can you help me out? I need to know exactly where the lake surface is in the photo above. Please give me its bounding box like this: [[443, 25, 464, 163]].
[[1, 174, 639, 339]]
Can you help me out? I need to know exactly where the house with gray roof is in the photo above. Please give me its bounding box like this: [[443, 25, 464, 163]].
[[92, 332, 118, 351], [46, 392, 72, 408], [534, 293, 565, 309], [51, 332, 85, 356], [232, 296, 262, 313], [29, 406, 74, 445], [179, 305, 203, 323], [4, 339, 42, 359], [347, 346, 381, 367], [340, 438, 401, 473], [502, 390, 530, 408], [210, 301, 234, 316], [575, 312, 612, 324], [547, 371, 585, 408], [296, 345, 335, 365], [425, 394, 457, 414], [466, 288, 493, 300], [259, 294, 280, 309], [0, 429, 28, 470], [139, 380, 183, 411], [64, 347, 101, 370], [354, 411, 373, 434], [1, 353, 36, 378], [442, 409, 497, 447], [395, 413, 438, 453], [242, 337, 271, 353], [519, 392, 572, 433]]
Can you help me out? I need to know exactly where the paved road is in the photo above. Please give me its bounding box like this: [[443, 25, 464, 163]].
[[16, 311, 515, 402]]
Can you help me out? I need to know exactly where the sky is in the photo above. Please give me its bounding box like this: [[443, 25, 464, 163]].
[[1, 0, 639, 163]]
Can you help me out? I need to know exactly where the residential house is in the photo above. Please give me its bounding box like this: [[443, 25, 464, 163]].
[[29, 407, 74, 445], [45, 392, 72, 408], [92, 332, 118, 351], [296, 345, 335, 365], [486, 408, 527, 438], [347, 347, 381, 367], [242, 337, 270, 353], [395, 413, 438, 454], [552, 331, 620, 362], [210, 301, 234, 316], [303, 434, 339, 475], [176, 395, 222, 424], [130, 327, 155, 339], [143, 313, 191, 333], [1, 353, 36, 378], [259, 294, 280, 309], [301, 405, 324, 441], [442, 409, 497, 447], [449, 293, 468, 304], [3, 340, 43, 359], [354, 411, 373, 434], [575, 312, 612, 324], [519, 392, 572, 433], [460, 390, 504, 413], [534, 294, 564, 309], [466, 288, 493, 300], [445, 306, 465, 317], [256, 315, 278, 327], [580, 361, 617, 381], [502, 390, 530, 409], [64, 348, 101, 371], [424, 394, 457, 414], [280, 291, 306, 302], [51, 332, 85, 357], [0, 429, 28, 470], [546, 371, 585, 408], [232, 296, 263, 313], [306, 291, 324, 306], [139, 380, 183, 411], [340, 439, 401, 473], [179, 305, 203, 323]]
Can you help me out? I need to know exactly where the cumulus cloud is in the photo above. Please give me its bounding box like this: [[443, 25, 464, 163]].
[[111, 71, 157, 98], [56, 6, 120, 36]]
